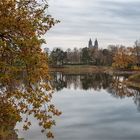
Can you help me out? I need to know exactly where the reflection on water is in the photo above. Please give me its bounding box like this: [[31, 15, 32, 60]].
[[50, 73, 113, 91], [50, 72, 140, 111], [0, 71, 61, 140], [49, 72, 140, 140], [2, 72, 140, 140]]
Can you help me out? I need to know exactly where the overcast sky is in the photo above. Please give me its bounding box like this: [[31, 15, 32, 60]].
[[44, 0, 140, 50]]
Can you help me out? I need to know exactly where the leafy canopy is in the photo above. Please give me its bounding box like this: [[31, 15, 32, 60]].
[[0, 0, 61, 138]]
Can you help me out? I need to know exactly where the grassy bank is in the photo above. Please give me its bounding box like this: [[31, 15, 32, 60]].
[[49, 65, 140, 89], [49, 65, 110, 74], [126, 74, 140, 88], [49, 65, 140, 74]]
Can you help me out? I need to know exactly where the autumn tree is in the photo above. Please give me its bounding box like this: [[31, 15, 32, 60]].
[[112, 46, 136, 69], [0, 0, 61, 138]]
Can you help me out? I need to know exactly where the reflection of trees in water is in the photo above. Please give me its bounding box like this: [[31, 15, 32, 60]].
[[134, 90, 140, 112], [107, 75, 130, 98], [0, 73, 61, 139], [50, 73, 81, 90], [51, 72, 140, 111], [65, 75, 81, 90], [107, 75, 140, 111], [50, 72, 67, 91], [51, 72, 113, 91], [107, 75, 138, 98], [80, 73, 112, 90]]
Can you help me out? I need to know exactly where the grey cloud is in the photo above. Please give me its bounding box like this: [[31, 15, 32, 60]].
[[100, 1, 140, 18], [45, 0, 140, 49]]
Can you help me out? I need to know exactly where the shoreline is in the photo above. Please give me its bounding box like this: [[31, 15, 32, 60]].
[[49, 65, 140, 89], [125, 81, 140, 89], [49, 65, 140, 74]]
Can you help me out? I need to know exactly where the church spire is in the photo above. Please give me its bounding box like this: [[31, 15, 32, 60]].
[[88, 38, 93, 48], [94, 38, 98, 48]]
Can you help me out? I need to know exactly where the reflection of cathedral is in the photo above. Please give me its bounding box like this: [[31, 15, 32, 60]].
[[88, 38, 98, 49]]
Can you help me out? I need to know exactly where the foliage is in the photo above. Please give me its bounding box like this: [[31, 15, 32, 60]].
[[0, 0, 61, 138], [49, 43, 140, 68], [81, 47, 91, 64], [49, 46, 116, 66], [0, 99, 20, 139], [112, 46, 136, 69], [49, 48, 67, 66]]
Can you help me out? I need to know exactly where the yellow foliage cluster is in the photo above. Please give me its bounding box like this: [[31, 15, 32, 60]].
[[112, 46, 136, 69], [0, 0, 61, 138]]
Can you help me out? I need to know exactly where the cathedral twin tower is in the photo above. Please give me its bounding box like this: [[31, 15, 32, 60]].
[[88, 38, 98, 49]]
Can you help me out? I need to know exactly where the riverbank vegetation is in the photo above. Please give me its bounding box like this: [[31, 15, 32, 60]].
[[48, 43, 140, 71], [48, 43, 140, 88]]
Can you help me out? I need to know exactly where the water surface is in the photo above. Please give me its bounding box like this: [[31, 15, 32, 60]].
[[16, 73, 140, 140]]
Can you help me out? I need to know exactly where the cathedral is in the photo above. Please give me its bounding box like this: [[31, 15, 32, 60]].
[[88, 38, 98, 49]]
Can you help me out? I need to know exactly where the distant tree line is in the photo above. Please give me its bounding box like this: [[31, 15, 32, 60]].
[[47, 41, 140, 70]]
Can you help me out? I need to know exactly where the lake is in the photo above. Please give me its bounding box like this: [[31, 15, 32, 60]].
[[16, 72, 140, 140]]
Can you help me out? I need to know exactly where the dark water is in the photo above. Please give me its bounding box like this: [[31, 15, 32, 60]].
[[16, 73, 140, 140]]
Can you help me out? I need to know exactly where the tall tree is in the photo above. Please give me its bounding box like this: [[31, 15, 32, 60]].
[[49, 48, 66, 66], [81, 47, 91, 64], [0, 0, 61, 138], [112, 46, 136, 69]]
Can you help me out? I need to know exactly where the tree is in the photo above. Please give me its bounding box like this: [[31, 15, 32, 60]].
[[49, 48, 66, 66], [66, 48, 72, 64], [81, 47, 91, 64], [112, 46, 136, 69], [101, 49, 112, 66], [0, 0, 61, 138], [72, 47, 80, 63]]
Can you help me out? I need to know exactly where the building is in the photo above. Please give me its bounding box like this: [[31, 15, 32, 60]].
[[94, 39, 98, 48], [88, 38, 93, 48], [88, 38, 98, 49]]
